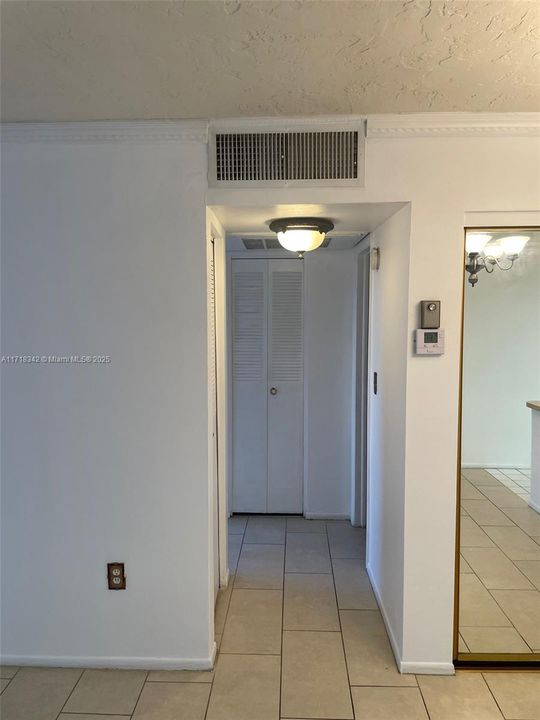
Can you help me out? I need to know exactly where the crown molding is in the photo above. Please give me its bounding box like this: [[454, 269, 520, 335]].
[[211, 115, 366, 132], [367, 113, 540, 138], [1, 120, 209, 144]]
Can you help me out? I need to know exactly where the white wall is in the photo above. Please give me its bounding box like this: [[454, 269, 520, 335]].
[[209, 119, 540, 673], [366, 206, 411, 660], [1, 133, 215, 668], [462, 242, 540, 468], [303, 251, 357, 518], [3, 115, 540, 674]]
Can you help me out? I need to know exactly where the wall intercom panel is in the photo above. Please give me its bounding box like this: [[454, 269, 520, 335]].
[[415, 300, 444, 355]]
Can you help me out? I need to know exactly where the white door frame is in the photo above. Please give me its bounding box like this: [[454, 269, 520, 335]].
[[351, 246, 371, 527]]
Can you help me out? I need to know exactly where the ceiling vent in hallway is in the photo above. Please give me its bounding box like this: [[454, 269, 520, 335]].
[[241, 236, 332, 250], [209, 121, 365, 188]]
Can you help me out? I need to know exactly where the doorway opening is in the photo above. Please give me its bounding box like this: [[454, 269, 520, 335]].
[[208, 199, 414, 678]]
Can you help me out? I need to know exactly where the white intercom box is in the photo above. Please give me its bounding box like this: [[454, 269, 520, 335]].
[[415, 328, 445, 355]]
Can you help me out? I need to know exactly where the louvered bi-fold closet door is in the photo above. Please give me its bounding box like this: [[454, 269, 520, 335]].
[[232, 260, 268, 512], [232, 259, 304, 514], [267, 260, 304, 513]]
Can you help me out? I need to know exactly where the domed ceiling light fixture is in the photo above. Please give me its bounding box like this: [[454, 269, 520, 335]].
[[465, 232, 530, 287], [269, 217, 334, 258]]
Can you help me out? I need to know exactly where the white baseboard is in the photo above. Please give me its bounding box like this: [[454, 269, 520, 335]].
[[366, 564, 455, 676], [0, 647, 217, 671], [401, 661, 455, 675], [220, 568, 230, 589], [304, 513, 350, 520], [366, 563, 403, 673], [529, 498, 540, 513]]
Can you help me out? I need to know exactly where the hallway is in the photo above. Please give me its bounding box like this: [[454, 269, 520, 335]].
[[1, 516, 539, 719]]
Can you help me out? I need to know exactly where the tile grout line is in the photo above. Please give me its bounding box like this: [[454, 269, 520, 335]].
[[278, 520, 288, 720], [324, 519, 357, 720], [52, 668, 85, 720], [416, 679, 433, 720], [128, 670, 149, 719], [204, 517, 247, 720], [480, 671, 508, 720]]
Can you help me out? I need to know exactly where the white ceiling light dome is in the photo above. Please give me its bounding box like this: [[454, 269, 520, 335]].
[[269, 218, 334, 257]]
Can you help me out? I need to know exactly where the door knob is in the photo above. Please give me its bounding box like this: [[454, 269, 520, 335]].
[[270, 387, 278, 395]]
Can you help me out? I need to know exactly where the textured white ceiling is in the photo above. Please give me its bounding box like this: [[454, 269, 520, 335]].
[[2, 0, 539, 122]]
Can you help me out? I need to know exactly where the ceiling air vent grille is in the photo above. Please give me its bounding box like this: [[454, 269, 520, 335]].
[[214, 130, 360, 185], [240, 236, 333, 251]]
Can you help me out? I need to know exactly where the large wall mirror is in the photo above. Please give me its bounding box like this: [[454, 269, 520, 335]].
[[457, 227, 540, 664]]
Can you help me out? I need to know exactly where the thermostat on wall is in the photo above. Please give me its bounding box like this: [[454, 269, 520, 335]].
[[415, 328, 445, 355]]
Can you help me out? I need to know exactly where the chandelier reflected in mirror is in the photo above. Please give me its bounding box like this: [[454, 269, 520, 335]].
[[465, 231, 530, 287]]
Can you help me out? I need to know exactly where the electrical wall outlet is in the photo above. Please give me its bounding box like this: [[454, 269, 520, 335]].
[[107, 562, 126, 590]]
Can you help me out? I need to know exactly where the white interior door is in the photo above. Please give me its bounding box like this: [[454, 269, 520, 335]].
[[231, 259, 268, 512], [267, 260, 304, 513], [231, 258, 304, 514]]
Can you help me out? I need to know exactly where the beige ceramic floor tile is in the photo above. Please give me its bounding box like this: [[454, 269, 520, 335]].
[[458, 635, 469, 652], [0, 666, 19, 679], [281, 630, 353, 720], [483, 526, 540, 562], [458, 574, 511, 627], [286, 517, 326, 533], [244, 516, 286, 544], [284, 573, 339, 631], [462, 469, 501, 486], [460, 517, 496, 547], [490, 589, 540, 649], [478, 486, 528, 509], [501, 507, 540, 537], [327, 524, 366, 560], [418, 673, 504, 720], [460, 626, 532, 653], [214, 578, 233, 634], [228, 534, 242, 572], [332, 559, 378, 609], [221, 589, 282, 654], [64, 669, 146, 715], [483, 672, 540, 720], [132, 681, 210, 720], [351, 687, 428, 720], [461, 479, 485, 500], [60, 716, 128, 720], [147, 669, 213, 683], [461, 547, 534, 589], [228, 515, 247, 534], [459, 555, 474, 574], [0, 678, 11, 693], [0, 667, 83, 720], [206, 654, 280, 720], [340, 610, 416, 687], [285, 532, 332, 573], [461, 499, 515, 526], [235, 543, 284, 589], [515, 560, 540, 590]]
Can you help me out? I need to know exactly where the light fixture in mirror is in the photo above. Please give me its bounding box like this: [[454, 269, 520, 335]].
[[465, 231, 530, 287], [269, 217, 334, 257], [466, 233, 491, 254], [483, 242, 504, 263], [500, 235, 530, 259]]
